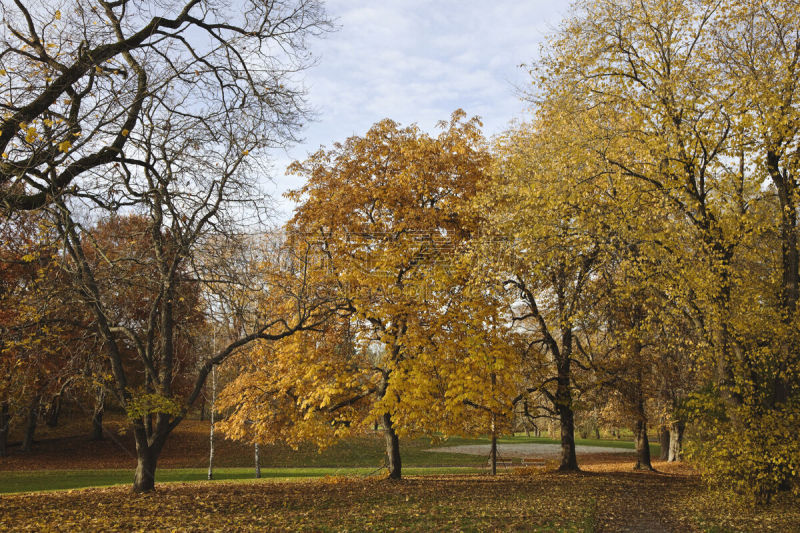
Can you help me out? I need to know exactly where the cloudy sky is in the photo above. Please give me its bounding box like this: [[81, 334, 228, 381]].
[[266, 1, 571, 218]]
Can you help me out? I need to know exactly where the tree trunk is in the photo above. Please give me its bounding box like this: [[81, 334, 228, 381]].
[[382, 412, 401, 480], [132, 421, 170, 493], [633, 418, 654, 470], [558, 405, 579, 471], [0, 402, 9, 457], [254, 443, 261, 479], [208, 367, 216, 481], [767, 150, 797, 408], [91, 387, 105, 441], [490, 431, 497, 476], [20, 397, 39, 452], [133, 443, 158, 493], [556, 368, 579, 471], [45, 395, 62, 428], [668, 421, 685, 462], [659, 425, 670, 461]]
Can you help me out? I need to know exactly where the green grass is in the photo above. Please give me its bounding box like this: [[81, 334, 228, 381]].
[[239, 435, 488, 468], [202, 429, 651, 468], [0, 431, 654, 493], [0, 465, 486, 494], [179, 431, 493, 469]]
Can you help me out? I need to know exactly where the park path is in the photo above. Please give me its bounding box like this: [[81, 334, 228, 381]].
[[427, 442, 633, 458]]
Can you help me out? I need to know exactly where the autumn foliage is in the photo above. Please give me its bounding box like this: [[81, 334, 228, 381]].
[[2, 0, 800, 510]]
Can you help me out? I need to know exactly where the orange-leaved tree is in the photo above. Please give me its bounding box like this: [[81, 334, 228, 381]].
[[219, 111, 492, 479], [0, 211, 91, 455]]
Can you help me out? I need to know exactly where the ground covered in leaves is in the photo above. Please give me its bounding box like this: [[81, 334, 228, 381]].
[[2, 462, 799, 532], [3, 420, 798, 531]]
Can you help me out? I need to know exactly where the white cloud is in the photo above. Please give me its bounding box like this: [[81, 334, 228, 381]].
[[264, 0, 570, 222]]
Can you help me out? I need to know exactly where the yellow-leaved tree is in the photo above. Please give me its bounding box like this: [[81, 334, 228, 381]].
[[218, 111, 502, 479], [482, 95, 613, 471], [531, 0, 799, 501]]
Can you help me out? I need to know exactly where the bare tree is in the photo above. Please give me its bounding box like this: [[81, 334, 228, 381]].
[[0, 0, 330, 211], [5, 0, 336, 492], [52, 192, 341, 492]]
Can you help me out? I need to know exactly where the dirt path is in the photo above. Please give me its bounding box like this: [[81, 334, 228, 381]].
[[427, 443, 634, 458]]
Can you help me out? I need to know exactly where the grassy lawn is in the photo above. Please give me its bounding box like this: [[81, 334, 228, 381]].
[[0, 466, 483, 494], [0, 432, 650, 493], [0, 423, 656, 493], [236, 435, 492, 468]]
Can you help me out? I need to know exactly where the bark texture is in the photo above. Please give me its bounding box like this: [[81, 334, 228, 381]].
[[557, 366, 579, 471], [133, 444, 158, 493], [659, 425, 670, 461], [382, 412, 402, 480], [668, 421, 685, 462], [489, 433, 498, 475], [633, 419, 654, 471], [45, 395, 62, 428]]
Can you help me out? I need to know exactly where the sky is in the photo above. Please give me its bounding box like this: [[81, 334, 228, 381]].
[[265, 0, 571, 219]]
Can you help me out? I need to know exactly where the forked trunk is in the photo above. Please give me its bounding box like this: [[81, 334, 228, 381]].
[[382, 412, 402, 480], [133, 445, 158, 493], [132, 419, 170, 493], [668, 421, 685, 462], [633, 419, 654, 471]]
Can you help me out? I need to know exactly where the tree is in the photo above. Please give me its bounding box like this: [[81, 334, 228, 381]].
[[54, 201, 338, 493], [533, 0, 800, 500], [0, 210, 89, 454], [220, 112, 492, 480], [0, 0, 330, 212], [430, 259, 525, 475], [23, 0, 334, 492], [484, 107, 610, 471]]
